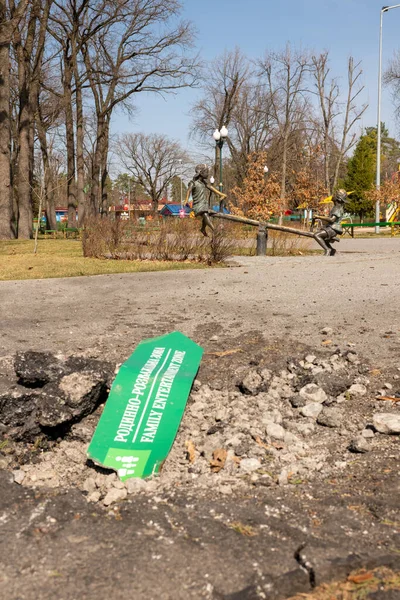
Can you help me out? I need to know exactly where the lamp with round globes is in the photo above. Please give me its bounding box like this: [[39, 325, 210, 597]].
[[212, 126, 228, 206]]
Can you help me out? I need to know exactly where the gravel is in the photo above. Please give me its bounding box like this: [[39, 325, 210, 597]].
[[2, 347, 400, 506]]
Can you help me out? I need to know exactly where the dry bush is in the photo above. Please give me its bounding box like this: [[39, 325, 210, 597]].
[[267, 229, 311, 256], [207, 222, 237, 263], [81, 217, 234, 263], [82, 217, 126, 258]]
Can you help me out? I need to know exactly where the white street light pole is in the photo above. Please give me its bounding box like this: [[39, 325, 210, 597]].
[[178, 159, 183, 207], [376, 4, 400, 233]]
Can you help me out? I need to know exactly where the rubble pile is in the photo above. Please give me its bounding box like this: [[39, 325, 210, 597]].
[[1, 349, 399, 506]]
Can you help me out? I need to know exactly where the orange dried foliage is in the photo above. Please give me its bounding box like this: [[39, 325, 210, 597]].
[[290, 168, 327, 211], [232, 151, 281, 221]]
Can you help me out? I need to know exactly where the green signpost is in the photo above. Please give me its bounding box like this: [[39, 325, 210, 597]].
[[87, 332, 203, 480]]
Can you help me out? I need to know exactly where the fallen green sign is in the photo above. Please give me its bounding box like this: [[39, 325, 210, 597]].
[[87, 332, 203, 480]]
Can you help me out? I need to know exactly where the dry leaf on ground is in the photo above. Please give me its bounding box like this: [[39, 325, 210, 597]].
[[210, 448, 227, 472], [185, 440, 196, 463], [347, 571, 374, 584], [376, 396, 400, 402]]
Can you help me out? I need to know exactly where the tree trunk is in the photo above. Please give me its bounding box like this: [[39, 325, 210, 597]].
[[100, 119, 110, 215], [0, 36, 13, 239], [89, 115, 107, 218], [75, 81, 85, 225], [17, 87, 33, 239], [36, 103, 57, 230], [279, 127, 290, 225], [63, 54, 76, 227]]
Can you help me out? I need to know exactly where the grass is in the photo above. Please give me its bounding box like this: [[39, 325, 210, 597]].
[[0, 239, 207, 281]]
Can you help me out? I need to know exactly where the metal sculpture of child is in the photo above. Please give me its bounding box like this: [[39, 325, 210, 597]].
[[186, 164, 227, 236], [313, 189, 348, 256]]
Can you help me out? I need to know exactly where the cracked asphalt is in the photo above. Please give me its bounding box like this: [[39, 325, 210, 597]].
[[0, 237, 399, 599]]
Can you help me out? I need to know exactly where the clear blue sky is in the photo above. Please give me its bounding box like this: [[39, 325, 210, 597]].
[[111, 1, 400, 159]]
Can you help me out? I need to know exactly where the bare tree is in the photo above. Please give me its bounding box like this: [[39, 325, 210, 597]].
[[258, 45, 311, 212], [384, 50, 400, 124], [118, 133, 187, 213], [12, 0, 53, 238], [80, 0, 199, 219], [0, 0, 29, 239], [312, 53, 367, 193], [191, 48, 249, 178], [331, 57, 367, 191], [311, 52, 340, 192]]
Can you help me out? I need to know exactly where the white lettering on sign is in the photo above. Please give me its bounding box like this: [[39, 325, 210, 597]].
[[139, 350, 186, 443], [113, 347, 165, 443]]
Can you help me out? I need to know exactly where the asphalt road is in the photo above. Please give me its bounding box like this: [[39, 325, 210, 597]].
[[0, 238, 399, 366], [0, 237, 400, 600]]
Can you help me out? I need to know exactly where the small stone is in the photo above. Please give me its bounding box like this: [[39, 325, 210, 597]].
[[257, 473, 274, 487], [261, 409, 283, 425], [240, 370, 262, 395], [305, 355, 316, 364], [289, 394, 305, 408], [103, 487, 127, 506], [321, 327, 333, 335], [278, 469, 288, 486], [81, 477, 97, 494], [192, 379, 202, 391], [259, 368, 272, 383], [210, 335, 219, 342], [293, 422, 315, 436], [383, 382, 393, 390], [361, 428, 375, 439], [348, 437, 370, 453], [12, 470, 25, 484], [317, 407, 342, 428], [348, 383, 367, 397], [87, 490, 101, 503], [372, 413, 400, 434], [104, 473, 118, 489], [219, 484, 233, 495], [239, 458, 261, 473], [125, 478, 148, 494], [299, 384, 327, 404], [113, 479, 126, 490], [265, 422, 285, 441], [346, 352, 358, 364], [300, 402, 323, 419]]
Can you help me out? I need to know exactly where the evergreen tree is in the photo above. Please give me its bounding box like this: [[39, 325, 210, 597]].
[[343, 130, 376, 220]]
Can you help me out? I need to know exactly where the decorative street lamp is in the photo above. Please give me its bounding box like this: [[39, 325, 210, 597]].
[[177, 158, 183, 207], [263, 165, 269, 175], [213, 125, 228, 196], [210, 175, 215, 185], [376, 4, 400, 233]]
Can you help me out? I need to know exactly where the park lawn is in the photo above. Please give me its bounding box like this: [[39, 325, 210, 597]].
[[0, 239, 207, 281]]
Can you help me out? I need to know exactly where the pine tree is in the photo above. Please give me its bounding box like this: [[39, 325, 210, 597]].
[[343, 131, 376, 220]]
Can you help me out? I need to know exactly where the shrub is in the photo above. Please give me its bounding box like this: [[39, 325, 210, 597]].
[[81, 217, 235, 263]]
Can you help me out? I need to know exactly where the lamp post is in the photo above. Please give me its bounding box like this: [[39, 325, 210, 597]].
[[376, 4, 400, 233], [177, 159, 183, 207], [213, 126, 228, 212], [256, 164, 270, 256]]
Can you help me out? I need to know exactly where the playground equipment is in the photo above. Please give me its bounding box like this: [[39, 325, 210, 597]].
[[386, 200, 400, 222]]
